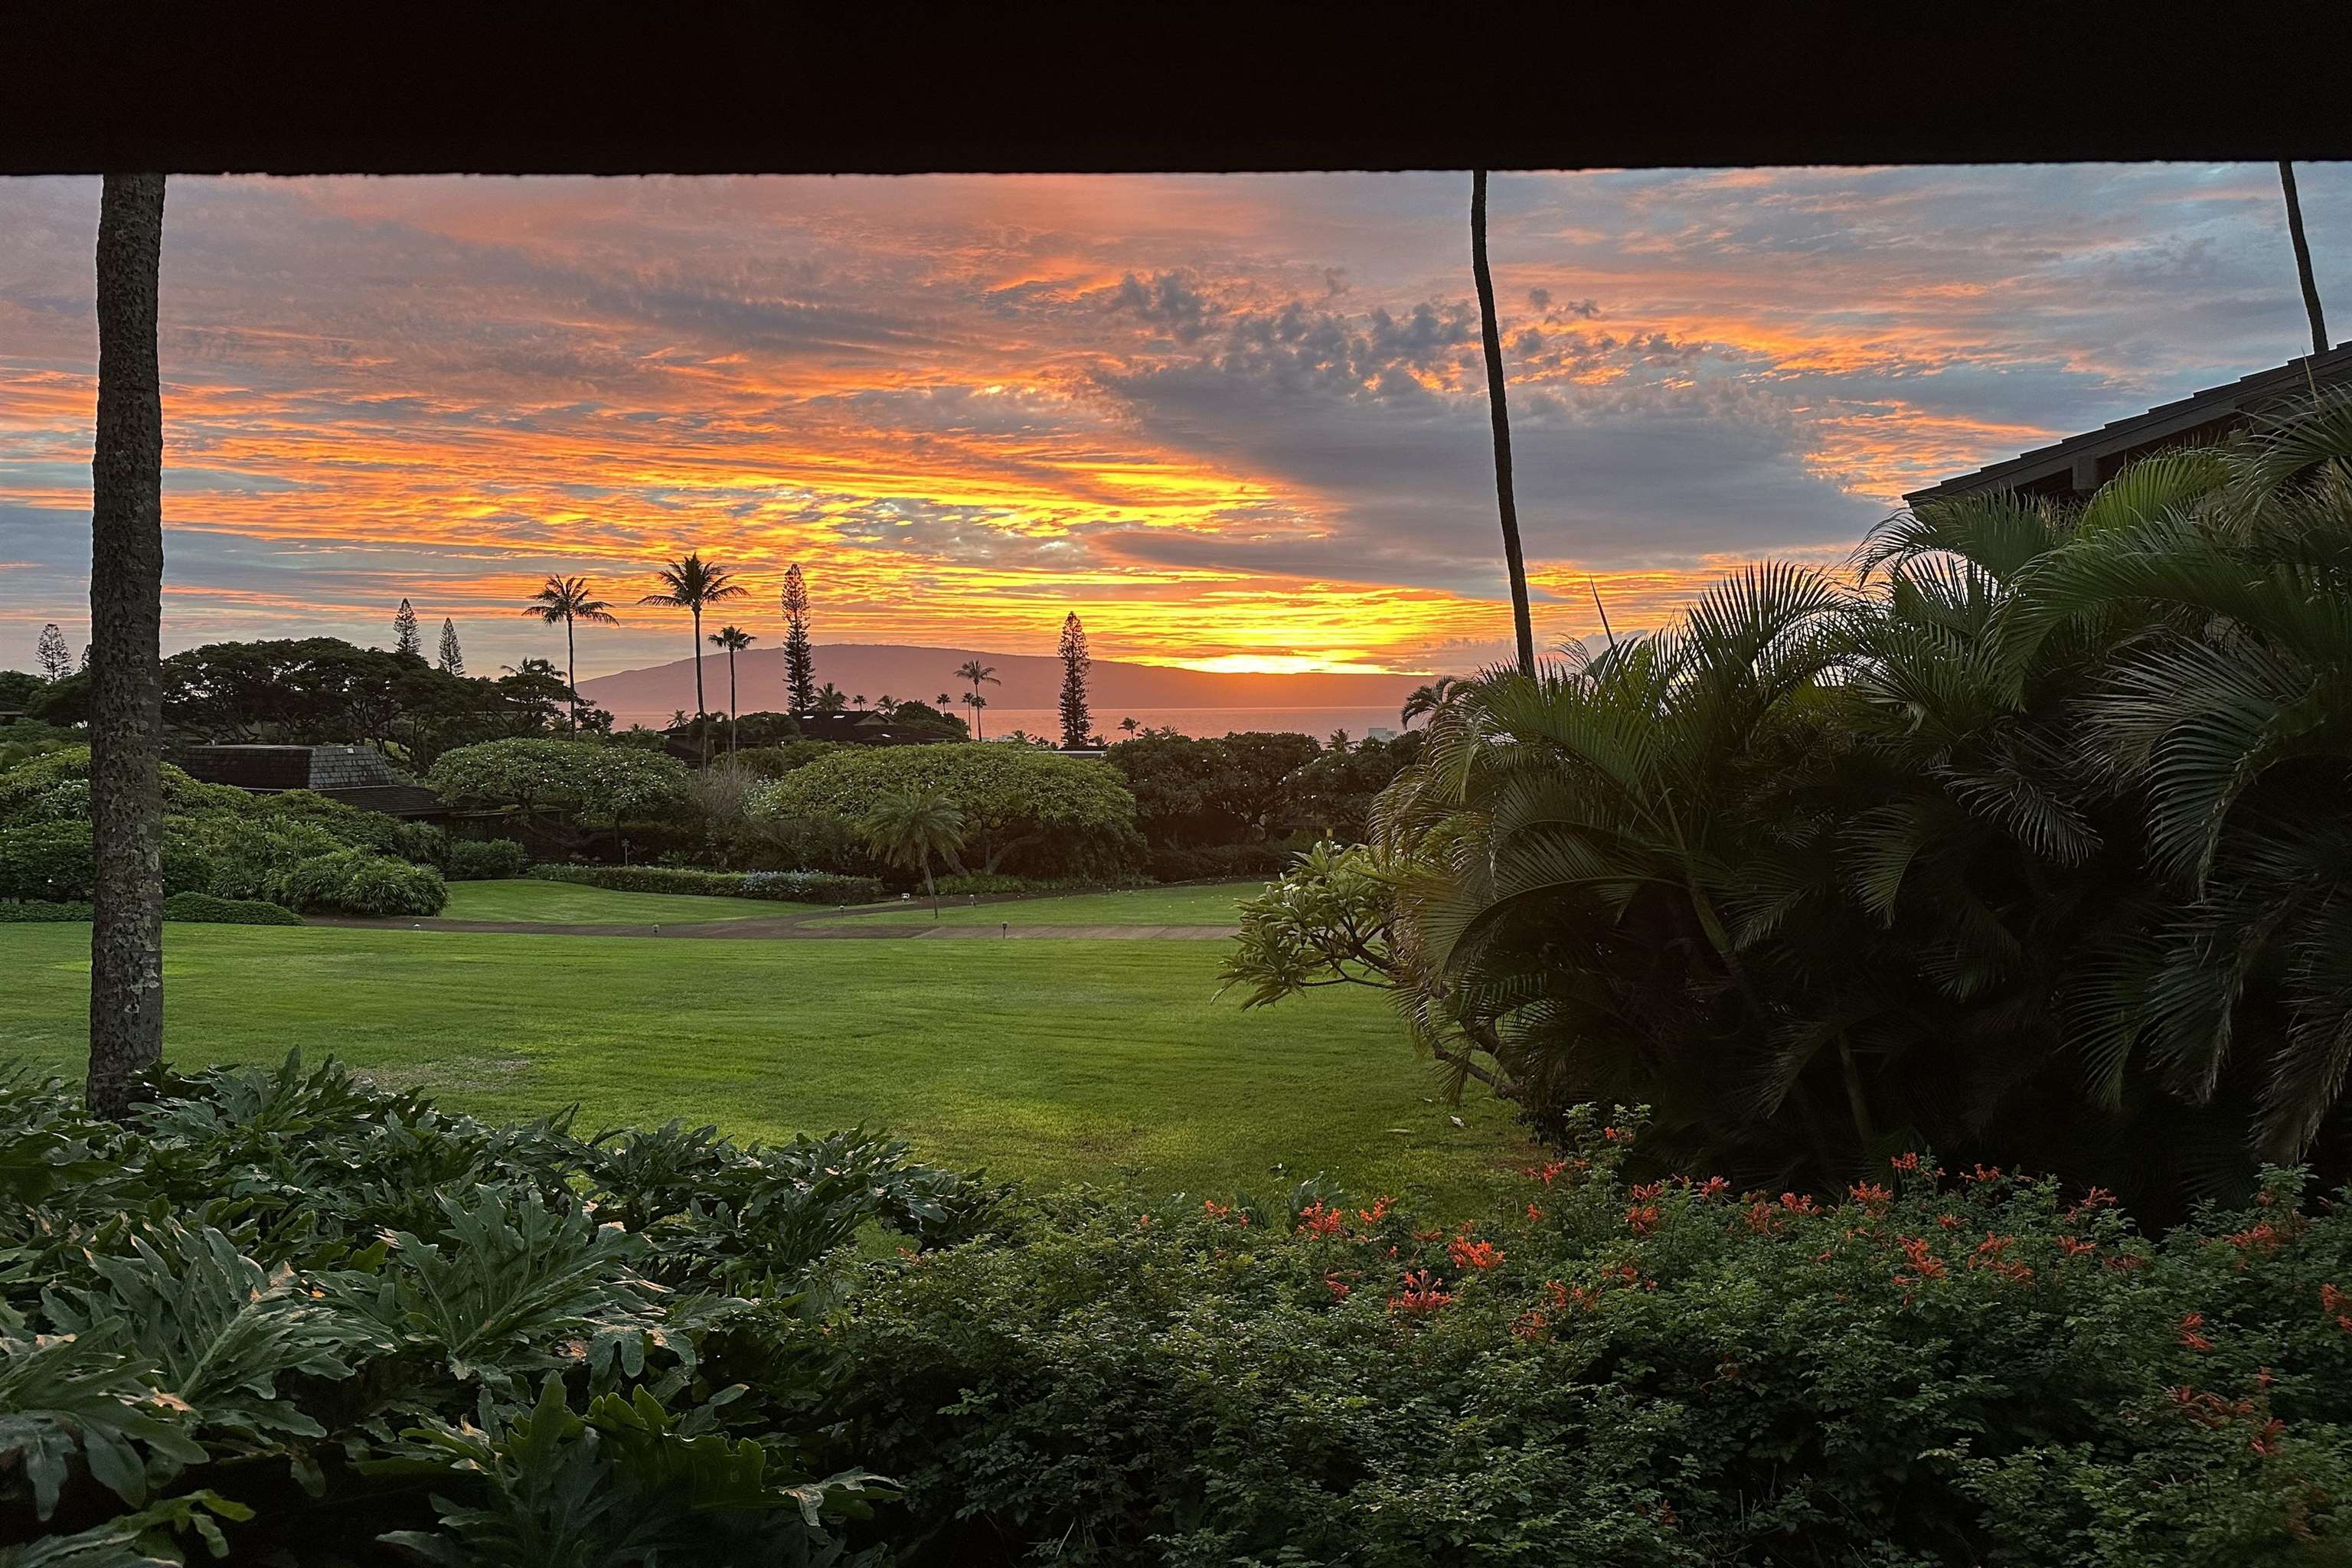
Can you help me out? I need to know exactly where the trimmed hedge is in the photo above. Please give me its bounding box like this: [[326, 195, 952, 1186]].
[[0, 899, 90, 922], [161, 891, 303, 926], [271, 848, 448, 917], [447, 837, 530, 880], [530, 864, 885, 904]]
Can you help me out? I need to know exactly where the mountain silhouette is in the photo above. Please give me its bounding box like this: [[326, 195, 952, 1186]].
[[577, 643, 1428, 728]]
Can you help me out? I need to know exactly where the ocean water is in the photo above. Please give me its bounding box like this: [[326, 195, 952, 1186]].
[[962, 705, 1408, 742], [608, 703, 1410, 741]]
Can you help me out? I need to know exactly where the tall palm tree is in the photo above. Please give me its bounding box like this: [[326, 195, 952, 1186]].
[[1471, 169, 1537, 678], [638, 553, 745, 758], [2278, 161, 2331, 359], [707, 625, 756, 756], [813, 681, 848, 715], [1119, 716, 1140, 736], [520, 574, 618, 730], [86, 173, 168, 1119], [858, 785, 969, 918], [955, 658, 1000, 740]]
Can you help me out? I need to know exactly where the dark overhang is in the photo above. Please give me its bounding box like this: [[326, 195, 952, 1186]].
[[6, 12, 2350, 175], [1903, 344, 2352, 508]]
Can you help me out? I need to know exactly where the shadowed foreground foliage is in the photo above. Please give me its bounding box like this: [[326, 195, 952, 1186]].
[[0, 1056, 987, 1563]]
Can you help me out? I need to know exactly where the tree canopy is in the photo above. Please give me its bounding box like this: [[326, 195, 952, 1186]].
[[754, 742, 1135, 874], [427, 737, 689, 837]]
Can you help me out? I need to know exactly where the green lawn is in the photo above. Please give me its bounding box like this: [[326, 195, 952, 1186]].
[[437, 879, 779, 926], [0, 923, 1524, 1214], [828, 880, 1261, 927]]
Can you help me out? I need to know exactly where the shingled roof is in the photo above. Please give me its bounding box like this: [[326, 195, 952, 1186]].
[[173, 743, 452, 819], [1903, 344, 2352, 508]]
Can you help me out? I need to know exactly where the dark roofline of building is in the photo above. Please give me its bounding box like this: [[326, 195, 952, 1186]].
[[1903, 344, 2352, 507]]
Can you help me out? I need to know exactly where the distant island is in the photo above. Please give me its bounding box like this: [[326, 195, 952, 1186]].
[[576, 642, 1430, 730]]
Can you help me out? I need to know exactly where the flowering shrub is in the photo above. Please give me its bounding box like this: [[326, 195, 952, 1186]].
[[812, 1112, 2352, 1563]]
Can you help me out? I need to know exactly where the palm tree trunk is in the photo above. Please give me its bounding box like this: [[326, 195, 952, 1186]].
[[2278, 161, 2331, 358], [923, 851, 938, 920], [87, 173, 168, 1120], [727, 648, 739, 757], [691, 607, 706, 717], [690, 606, 708, 765], [1471, 169, 1537, 678], [564, 613, 578, 731]]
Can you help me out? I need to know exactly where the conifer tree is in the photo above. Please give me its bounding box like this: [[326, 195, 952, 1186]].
[[34, 622, 71, 681], [1057, 611, 1093, 750], [781, 563, 816, 712], [394, 598, 422, 658], [438, 617, 466, 677]]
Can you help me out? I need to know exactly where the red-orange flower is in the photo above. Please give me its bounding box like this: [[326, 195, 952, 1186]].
[[1295, 1202, 1345, 1237], [1449, 1235, 1504, 1270], [2179, 1312, 2213, 1352], [1388, 1269, 1453, 1314]]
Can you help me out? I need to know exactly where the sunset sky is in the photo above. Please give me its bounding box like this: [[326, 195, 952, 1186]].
[[3, 165, 2347, 678]]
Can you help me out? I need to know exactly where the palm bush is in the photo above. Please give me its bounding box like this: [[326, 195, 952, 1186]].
[[1229, 393, 2352, 1211]]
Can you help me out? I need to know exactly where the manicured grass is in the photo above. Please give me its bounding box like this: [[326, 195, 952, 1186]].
[[0, 923, 1526, 1214], [436, 879, 779, 926], [828, 880, 1261, 927]]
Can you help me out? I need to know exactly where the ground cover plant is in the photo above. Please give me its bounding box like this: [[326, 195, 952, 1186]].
[[817, 1112, 2352, 1565], [0, 1054, 985, 1562], [0, 923, 1521, 1209]]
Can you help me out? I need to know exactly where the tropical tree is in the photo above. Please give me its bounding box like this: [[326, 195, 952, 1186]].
[[392, 597, 422, 658], [1469, 169, 1535, 678], [707, 626, 756, 756], [638, 554, 746, 733], [813, 682, 848, 715], [436, 618, 466, 677], [780, 562, 816, 711], [757, 743, 1136, 877], [1400, 675, 1462, 728], [520, 575, 618, 730], [955, 659, 1000, 740], [85, 172, 168, 1119], [1119, 716, 1139, 736], [1057, 612, 1092, 750], [34, 622, 72, 681], [858, 784, 968, 916], [853, 693, 867, 710], [1223, 397, 2352, 1213]]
